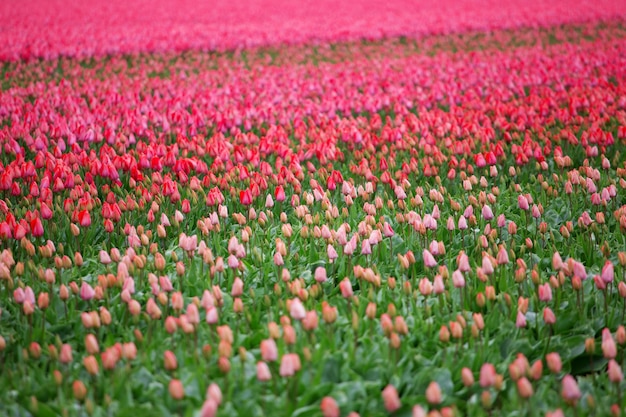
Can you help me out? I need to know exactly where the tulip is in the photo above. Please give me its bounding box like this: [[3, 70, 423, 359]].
[[279, 353, 300, 377], [481, 205, 494, 221], [83, 355, 99, 375], [608, 360, 623, 383], [200, 399, 218, 417], [480, 363, 497, 387], [339, 278, 353, 298], [169, 379, 184, 400], [73, 381, 87, 401], [601, 261, 614, 283], [543, 307, 556, 325], [423, 249, 437, 268], [85, 334, 99, 354], [206, 383, 222, 404], [302, 311, 319, 331], [320, 397, 340, 417], [80, 282, 95, 301], [425, 381, 442, 405], [314, 267, 328, 283], [260, 339, 278, 362], [602, 328, 617, 359], [516, 377, 533, 398], [433, 275, 445, 294], [452, 270, 465, 288], [461, 367, 475, 386], [257, 361, 272, 381], [164, 350, 178, 371], [561, 375, 581, 404], [289, 298, 306, 321], [546, 352, 562, 374], [538, 283, 552, 302], [382, 384, 401, 412], [78, 210, 91, 227]]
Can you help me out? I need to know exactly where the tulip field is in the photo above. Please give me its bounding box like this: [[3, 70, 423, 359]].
[[2, 1, 626, 416]]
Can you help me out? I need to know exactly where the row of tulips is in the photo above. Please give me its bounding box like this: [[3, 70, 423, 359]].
[[1, 0, 626, 60]]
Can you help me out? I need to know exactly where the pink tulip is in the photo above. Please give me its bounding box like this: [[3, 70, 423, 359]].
[[543, 307, 556, 325], [339, 278, 353, 298], [572, 260, 586, 279], [159, 276, 174, 292], [433, 275, 445, 295], [482, 256, 494, 275], [200, 399, 218, 417], [343, 236, 357, 255], [423, 215, 437, 230], [497, 214, 506, 228], [206, 383, 222, 405], [423, 249, 437, 268], [458, 216, 468, 230], [531, 205, 541, 219], [360, 239, 372, 255], [320, 397, 340, 417], [452, 270, 465, 288], [231, 277, 244, 297], [169, 379, 184, 400], [516, 377, 533, 398], [457, 252, 470, 272], [289, 298, 306, 321], [608, 359, 623, 383], [186, 303, 200, 324], [260, 339, 278, 362], [99, 250, 111, 265], [279, 353, 300, 377], [425, 381, 442, 405], [546, 352, 562, 374], [601, 261, 614, 283], [496, 246, 509, 265], [480, 363, 497, 387], [538, 283, 552, 302], [518, 195, 529, 210], [481, 205, 494, 221], [412, 405, 427, 417], [602, 328, 617, 359], [80, 282, 95, 301], [561, 375, 581, 404], [552, 252, 564, 270], [382, 384, 401, 412], [461, 368, 475, 386], [327, 244, 338, 262], [257, 361, 272, 381], [419, 278, 433, 296], [206, 307, 219, 324], [383, 222, 394, 238]]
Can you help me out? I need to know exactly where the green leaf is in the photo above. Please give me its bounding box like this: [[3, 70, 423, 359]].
[[321, 356, 342, 383], [291, 405, 320, 417], [570, 355, 607, 376]]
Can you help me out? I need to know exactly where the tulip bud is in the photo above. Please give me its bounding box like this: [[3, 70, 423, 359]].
[[461, 367, 474, 387], [73, 380, 87, 401], [169, 379, 184, 400]]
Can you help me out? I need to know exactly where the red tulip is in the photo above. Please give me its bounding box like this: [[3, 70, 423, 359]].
[[78, 210, 91, 227], [239, 189, 253, 205], [274, 185, 285, 202]]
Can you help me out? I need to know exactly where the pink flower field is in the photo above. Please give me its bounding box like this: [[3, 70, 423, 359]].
[[2, 0, 626, 60], [1, 1, 626, 416]]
